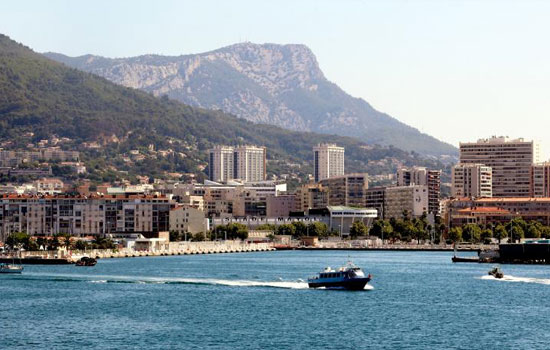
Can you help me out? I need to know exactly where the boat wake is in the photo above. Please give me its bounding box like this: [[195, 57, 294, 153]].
[[8, 273, 375, 290], [11, 273, 311, 289], [480, 275, 550, 285]]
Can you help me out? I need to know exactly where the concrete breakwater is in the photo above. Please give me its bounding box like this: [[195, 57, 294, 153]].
[[1, 241, 275, 264]]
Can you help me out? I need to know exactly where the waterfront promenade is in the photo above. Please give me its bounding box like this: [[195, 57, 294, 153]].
[[0, 241, 275, 264]]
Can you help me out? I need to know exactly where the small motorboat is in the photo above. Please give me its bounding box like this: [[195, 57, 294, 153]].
[[308, 261, 371, 290], [488, 267, 504, 279], [0, 263, 24, 274], [75, 257, 97, 266]]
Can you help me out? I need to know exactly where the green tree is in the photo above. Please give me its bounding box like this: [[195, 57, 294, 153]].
[[369, 220, 384, 238], [349, 220, 368, 238], [191, 232, 205, 242], [526, 223, 542, 238], [510, 225, 524, 243], [5, 232, 31, 250], [494, 224, 508, 243], [291, 221, 308, 237], [462, 224, 482, 243], [74, 240, 89, 250], [447, 227, 463, 243], [541, 226, 550, 239], [480, 229, 493, 244], [276, 224, 296, 236], [307, 222, 329, 237]]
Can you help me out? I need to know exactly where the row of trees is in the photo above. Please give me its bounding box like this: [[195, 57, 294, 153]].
[[368, 212, 445, 243], [447, 218, 550, 244], [4, 232, 115, 251]]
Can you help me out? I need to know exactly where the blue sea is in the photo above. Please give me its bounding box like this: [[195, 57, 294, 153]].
[[1, 251, 549, 350]]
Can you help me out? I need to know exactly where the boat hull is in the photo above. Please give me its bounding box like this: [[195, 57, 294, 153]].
[[308, 277, 371, 290], [0, 268, 23, 274]]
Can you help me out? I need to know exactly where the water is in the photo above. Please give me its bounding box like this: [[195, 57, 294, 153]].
[[1, 251, 549, 349]]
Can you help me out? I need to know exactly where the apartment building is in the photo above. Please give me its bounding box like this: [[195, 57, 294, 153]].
[[459, 136, 540, 197], [451, 164, 492, 198], [208, 145, 266, 183], [313, 144, 344, 182], [319, 173, 368, 207], [530, 163, 550, 197], [0, 194, 173, 241], [397, 167, 441, 215], [294, 183, 328, 212], [383, 186, 429, 220]]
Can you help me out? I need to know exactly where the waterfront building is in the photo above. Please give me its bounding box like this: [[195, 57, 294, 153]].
[[447, 197, 550, 227], [211, 206, 377, 236], [397, 167, 441, 215], [530, 163, 550, 197], [366, 186, 386, 219], [313, 143, 344, 182], [266, 195, 296, 217], [451, 164, 492, 198], [169, 206, 208, 235], [0, 194, 173, 241], [459, 136, 540, 197], [319, 173, 368, 207], [384, 185, 429, 219]]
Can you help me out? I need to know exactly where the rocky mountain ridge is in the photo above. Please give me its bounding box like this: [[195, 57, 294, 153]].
[[45, 43, 457, 156]]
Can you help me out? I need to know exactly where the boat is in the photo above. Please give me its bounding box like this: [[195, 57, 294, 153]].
[[488, 267, 504, 279], [308, 261, 371, 290], [75, 257, 97, 266], [0, 263, 23, 274]]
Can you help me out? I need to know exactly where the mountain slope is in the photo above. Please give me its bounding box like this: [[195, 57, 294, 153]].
[[0, 34, 448, 183], [45, 43, 456, 156]]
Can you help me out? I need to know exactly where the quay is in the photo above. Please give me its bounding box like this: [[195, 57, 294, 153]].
[[0, 241, 275, 265], [452, 243, 550, 264]]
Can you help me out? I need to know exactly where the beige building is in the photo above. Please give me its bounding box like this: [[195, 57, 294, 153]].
[[266, 195, 296, 217], [530, 163, 550, 197], [452, 164, 492, 198], [33, 178, 65, 194], [319, 173, 368, 207], [397, 167, 441, 215], [0, 194, 173, 241], [313, 143, 344, 182], [294, 183, 328, 212], [459, 136, 540, 197], [170, 206, 208, 235], [384, 185, 429, 219]]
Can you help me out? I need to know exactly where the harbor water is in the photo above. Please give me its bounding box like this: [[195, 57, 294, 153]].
[[1, 251, 549, 349]]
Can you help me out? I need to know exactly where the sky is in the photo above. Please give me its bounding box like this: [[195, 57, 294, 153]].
[[2, 0, 550, 158]]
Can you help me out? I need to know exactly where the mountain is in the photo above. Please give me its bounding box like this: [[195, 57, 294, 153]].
[[0, 34, 448, 184], [44, 43, 456, 156]]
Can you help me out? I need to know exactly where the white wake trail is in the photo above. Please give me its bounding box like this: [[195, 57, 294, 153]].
[[480, 275, 550, 285]]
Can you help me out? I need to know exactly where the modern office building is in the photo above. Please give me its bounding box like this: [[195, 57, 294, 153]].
[[294, 183, 328, 212], [459, 136, 540, 197], [209, 145, 266, 183], [396, 167, 441, 215], [313, 144, 344, 182], [451, 164, 492, 198]]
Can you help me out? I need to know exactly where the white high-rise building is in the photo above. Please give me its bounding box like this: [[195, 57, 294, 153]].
[[459, 136, 540, 197], [209, 145, 266, 183], [209, 146, 235, 182], [233, 145, 266, 182], [451, 164, 492, 198], [313, 144, 344, 182]]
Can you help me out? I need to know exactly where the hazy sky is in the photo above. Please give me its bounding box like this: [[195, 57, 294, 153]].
[[2, 0, 550, 158]]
